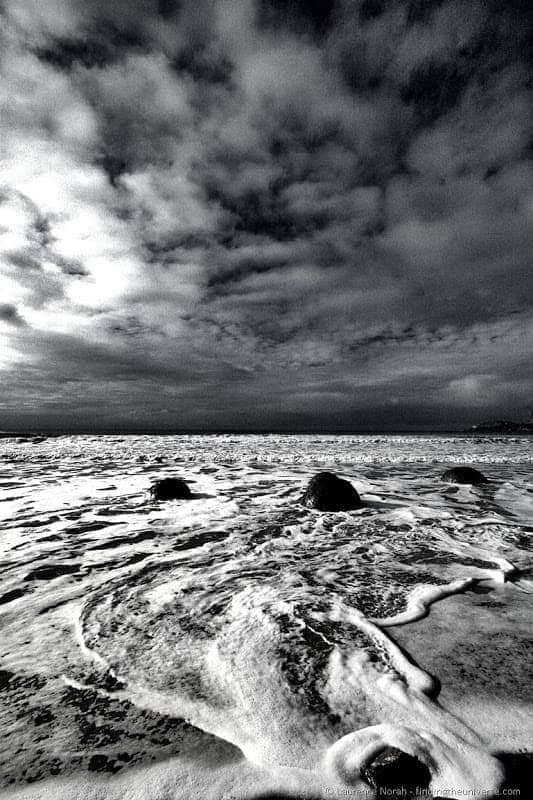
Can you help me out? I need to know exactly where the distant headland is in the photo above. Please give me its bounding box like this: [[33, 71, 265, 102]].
[[467, 420, 533, 434]]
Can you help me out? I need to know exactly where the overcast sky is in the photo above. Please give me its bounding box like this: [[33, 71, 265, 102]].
[[0, 0, 531, 431]]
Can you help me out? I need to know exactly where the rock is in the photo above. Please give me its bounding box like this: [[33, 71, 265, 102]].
[[150, 477, 192, 500], [441, 466, 488, 485], [361, 746, 431, 793], [301, 471, 361, 511]]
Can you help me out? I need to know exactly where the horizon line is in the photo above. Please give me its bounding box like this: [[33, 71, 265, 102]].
[[1, 426, 531, 437]]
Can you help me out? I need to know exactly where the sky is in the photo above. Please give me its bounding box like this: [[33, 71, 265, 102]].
[[0, 0, 531, 432]]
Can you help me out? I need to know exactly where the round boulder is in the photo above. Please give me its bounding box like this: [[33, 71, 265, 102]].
[[301, 471, 362, 511], [441, 466, 488, 485], [361, 746, 431, 793], [150, 477, 192, 500]]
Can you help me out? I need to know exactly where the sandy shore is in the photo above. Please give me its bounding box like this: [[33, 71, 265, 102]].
[[387, 579, 533, 794], [1, 434, 530, 800], [3, 579, 530, 800]]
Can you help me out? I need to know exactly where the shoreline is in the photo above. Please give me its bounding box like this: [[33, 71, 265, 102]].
[[386, 580, 532, 751], [1, 436, 530, 799], [387, 580, 532, 794], [3, 582, 530, 800]]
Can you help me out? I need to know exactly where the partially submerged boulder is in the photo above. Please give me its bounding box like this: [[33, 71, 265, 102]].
[[150, 477, 192, 500], [441, 466, 488, 485], [361, 746, 431, 792], [301, 471, 362, 511]]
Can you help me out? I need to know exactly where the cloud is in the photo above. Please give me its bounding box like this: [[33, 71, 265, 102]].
[[0, 0, 531, 429], [0, 303, 27, 326]]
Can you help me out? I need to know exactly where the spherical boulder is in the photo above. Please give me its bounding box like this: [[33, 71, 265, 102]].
[[361, 746, 431, 792], [441, 466, 488, 485], [150, 477, 192, 500], [301, 471, 362, 511]]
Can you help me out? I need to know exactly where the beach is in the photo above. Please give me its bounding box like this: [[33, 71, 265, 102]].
[[0, 434, 531, 799]]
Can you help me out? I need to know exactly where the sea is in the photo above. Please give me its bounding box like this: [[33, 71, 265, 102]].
[[0, 434, 531, 800]]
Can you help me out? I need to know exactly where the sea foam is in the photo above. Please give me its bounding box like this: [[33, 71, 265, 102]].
[[0, 434, 531, 797]]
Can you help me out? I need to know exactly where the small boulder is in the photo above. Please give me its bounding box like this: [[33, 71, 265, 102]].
[[150, 477, 192, 500], [441, 466, 488, 485], [361, 746, 431, 792], [301, 471, 362, 511]]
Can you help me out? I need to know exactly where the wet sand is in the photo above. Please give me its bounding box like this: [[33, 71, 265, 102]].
[[4, 581, 530, 800], [388, 580, 533, 794], [1, 434, 531, 799]]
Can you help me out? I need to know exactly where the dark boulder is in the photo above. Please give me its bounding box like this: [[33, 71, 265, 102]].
[[301, 471, 362, 511], [150, 477, 192, 500], [361, 746, 431, 793], [441, 466, 488, 485]]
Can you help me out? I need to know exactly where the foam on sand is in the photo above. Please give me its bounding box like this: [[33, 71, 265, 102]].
[[1, 434, 530, 798], [75, 578, 504, 798]]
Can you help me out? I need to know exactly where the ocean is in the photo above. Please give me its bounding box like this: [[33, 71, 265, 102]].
[[0, 434, 531, 799]]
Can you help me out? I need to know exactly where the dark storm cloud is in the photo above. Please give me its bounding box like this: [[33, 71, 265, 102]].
[[0, 0, 531, 429], [17, 329, 249, 384], [0, 303, 27, 326], [257, 0, 337, 37], [34, 28, 146, 71]]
